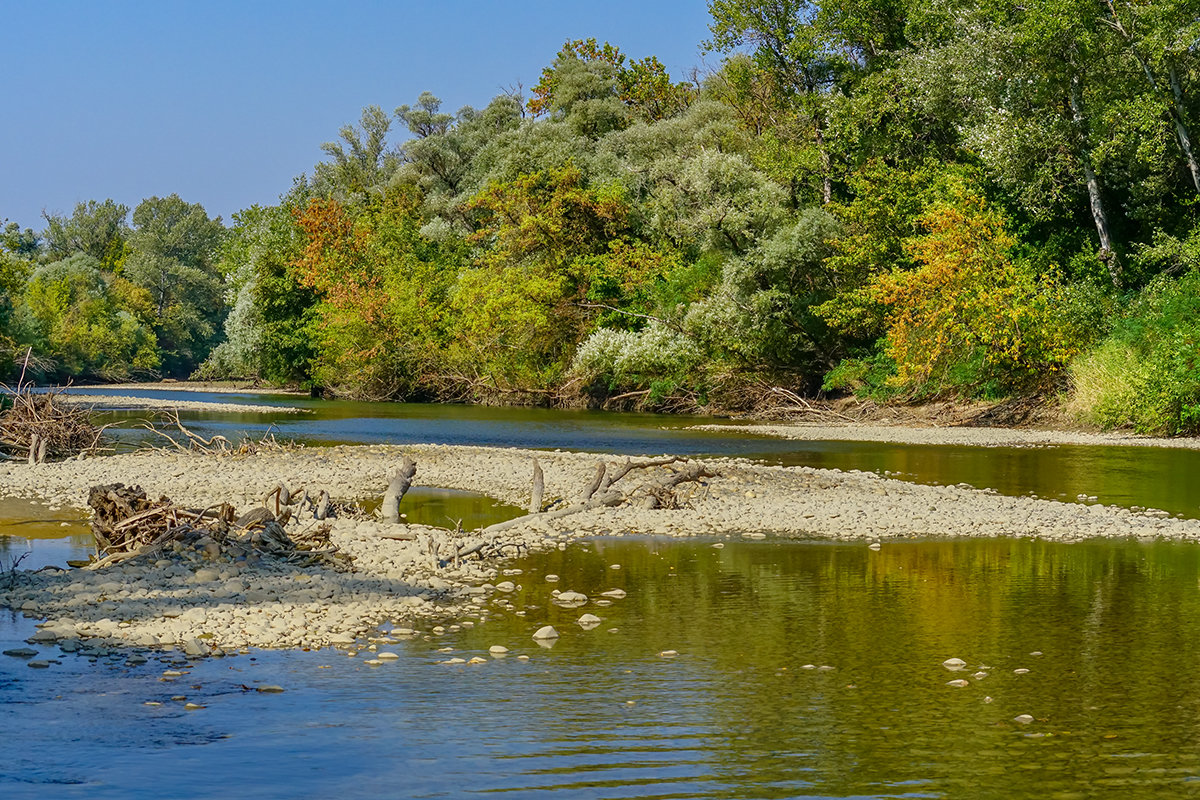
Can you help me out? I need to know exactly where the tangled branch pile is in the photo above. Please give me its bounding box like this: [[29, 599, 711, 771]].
[[0, 385, 107, 463], [86, 483, 350, 571]]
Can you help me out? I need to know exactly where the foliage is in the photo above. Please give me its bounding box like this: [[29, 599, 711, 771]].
[[124, 195, 226, 376], [868, 193, 1089, 396], [1068, 270, 1200, 434], [12, 3, 1200, 423]]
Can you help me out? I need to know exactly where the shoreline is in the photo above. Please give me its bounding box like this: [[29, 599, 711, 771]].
[[689, 421, 1200, 450], [55, 392, 307, 414], [3, 443, 1198, 657]]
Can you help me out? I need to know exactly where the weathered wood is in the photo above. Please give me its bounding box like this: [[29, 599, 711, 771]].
[[580, 461, 605, 502], [27, 433, 38, 465], [315, 490, 331, 521], [382, 457, 417, 524], [529, 457, 544, 514]]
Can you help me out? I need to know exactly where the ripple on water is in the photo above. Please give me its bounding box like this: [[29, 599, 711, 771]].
[[5, 529, 1200, 797]]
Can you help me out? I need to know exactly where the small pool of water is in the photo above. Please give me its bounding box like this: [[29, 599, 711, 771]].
[[5, 536, 1200, 799]]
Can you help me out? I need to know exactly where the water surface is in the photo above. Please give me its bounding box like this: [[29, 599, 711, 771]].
[[5, 536, 1200, 799]]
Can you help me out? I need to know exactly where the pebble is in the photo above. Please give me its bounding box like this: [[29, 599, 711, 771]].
[[658, 650, 678, 658], [3, 648, 38, 658], [1013, 714, 1035, 724], [489, 645, 509, 654], [600, 589, 626, 600], [376, 652, 399, 660], [942, 658, 967, 670], [1014, 668, 1030, 675], [256, 685, 285, 693], [27, 660, 51, 669], [946, 679, 969, 687], [532, 625, 559, 640]]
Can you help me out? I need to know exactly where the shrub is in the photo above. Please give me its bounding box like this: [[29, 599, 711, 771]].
[[1067, 271, 1200, 434]]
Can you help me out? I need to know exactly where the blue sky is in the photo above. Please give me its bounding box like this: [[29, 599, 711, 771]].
[[1, 0, 716, 229]]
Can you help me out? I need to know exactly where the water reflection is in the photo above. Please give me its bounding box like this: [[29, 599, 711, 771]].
[[5, 537, 1200, 798]]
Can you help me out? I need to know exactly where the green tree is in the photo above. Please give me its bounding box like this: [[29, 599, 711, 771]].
[[313, 105, 401, 204], [41, 199, 130, 270], [126, 195, 226, 376]]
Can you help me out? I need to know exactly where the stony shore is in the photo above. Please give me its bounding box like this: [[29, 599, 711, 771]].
[[688, 421, 1200, 450], [57, 392, 306, 414], [3, 442, 1198, 658]]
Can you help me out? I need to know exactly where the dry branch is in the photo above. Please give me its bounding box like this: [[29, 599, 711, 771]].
[[85, 483, 351, 571]]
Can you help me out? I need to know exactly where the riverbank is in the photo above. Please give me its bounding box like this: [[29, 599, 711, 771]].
[[688, 421, 1200, 450], [56, 393, 307, 414], [3, 443, 1198, 656]]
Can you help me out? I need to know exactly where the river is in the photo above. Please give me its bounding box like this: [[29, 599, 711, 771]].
[[3, 389, 1199, 798]]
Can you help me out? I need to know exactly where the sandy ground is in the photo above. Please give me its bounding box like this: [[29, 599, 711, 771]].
[[689, 421, 1200, 450], [2, 442, 1197, 657]]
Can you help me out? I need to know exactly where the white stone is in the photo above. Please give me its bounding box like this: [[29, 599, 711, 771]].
[[532, 626, 559, 640], [489, 645, 509, 654], [942, 658, 967, 670]]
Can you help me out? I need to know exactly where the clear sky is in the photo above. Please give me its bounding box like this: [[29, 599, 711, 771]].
[[1, 0, 717, 229]]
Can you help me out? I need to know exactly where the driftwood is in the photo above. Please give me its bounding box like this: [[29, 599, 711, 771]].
[[381, 457, 417, 523], [138, 409, 299, 456], [529, 458, 544, 514], [0, 355, 109, 461], [84, 483, 351, 571], [369, 453, 715, 569]]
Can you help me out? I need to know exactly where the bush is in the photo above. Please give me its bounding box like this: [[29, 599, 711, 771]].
[[1067, 271, 1200, 434]]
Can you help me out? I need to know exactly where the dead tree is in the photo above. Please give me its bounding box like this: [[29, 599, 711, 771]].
[[381, 457, 417, 523]]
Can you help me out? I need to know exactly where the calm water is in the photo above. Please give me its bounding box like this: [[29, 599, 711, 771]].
[[6, 536, 1200, 799], [5, 389, 1200, 797], [74, 387, 1200, 518]]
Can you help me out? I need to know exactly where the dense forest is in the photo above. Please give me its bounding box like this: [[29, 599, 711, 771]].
[[2, 1, 1200, 433]]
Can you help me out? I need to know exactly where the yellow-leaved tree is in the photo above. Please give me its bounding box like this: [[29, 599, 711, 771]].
[[871, 193, 1083, 395]]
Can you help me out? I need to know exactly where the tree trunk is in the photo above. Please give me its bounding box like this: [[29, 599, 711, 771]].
[[1169, 65, 1200, 194], [1068, 76, 1120, 287], [382, 457, 417, 524], [814, 119, 832, 205]]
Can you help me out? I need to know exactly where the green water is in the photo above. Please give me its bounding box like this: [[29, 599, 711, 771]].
[[6, 536, 1200, 798], [7, 389, 1200, 796]]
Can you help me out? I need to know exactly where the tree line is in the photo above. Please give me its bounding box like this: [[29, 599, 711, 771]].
[[2, 1, 1199, 432]]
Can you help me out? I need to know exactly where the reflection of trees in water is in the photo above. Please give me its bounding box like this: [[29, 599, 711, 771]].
[[517, 538, 1200, 797]]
